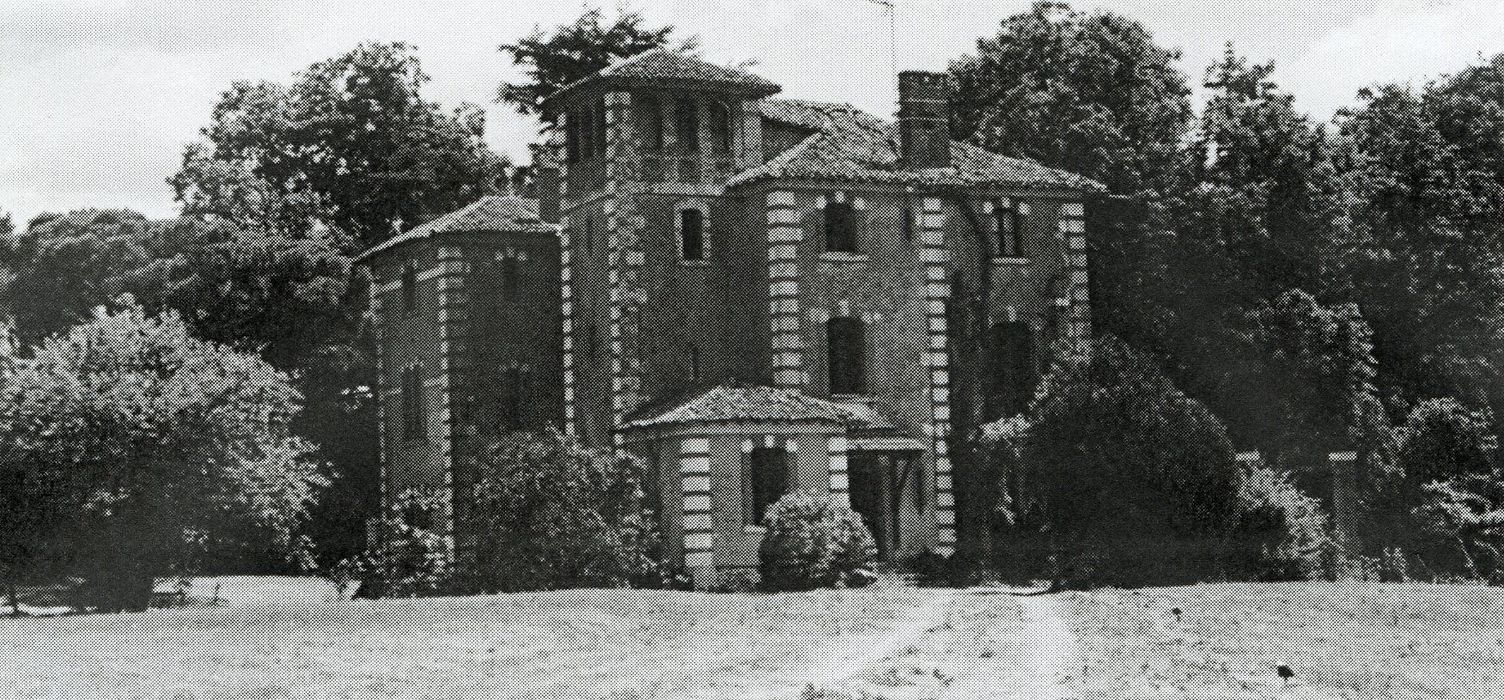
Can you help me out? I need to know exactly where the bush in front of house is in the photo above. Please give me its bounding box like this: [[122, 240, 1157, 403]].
[[351, 489, 453, 598], [758, 490, 877, 592], [464, 430, 660, 592], [1010, 336, 1243, 589], [1225, 463, 1339, 581]]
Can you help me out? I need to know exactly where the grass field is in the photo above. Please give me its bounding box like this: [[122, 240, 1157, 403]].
[[1, 576, 934, 700], [1063, 581, 1504, 699]]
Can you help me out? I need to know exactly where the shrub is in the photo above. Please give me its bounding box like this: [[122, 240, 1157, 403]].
[[357, 489, 452, 598], [465, 430, 659, 592], [1226, 464, 1338, 581], [758, 491, 877, 592], [1015, 336, 1241, 588]]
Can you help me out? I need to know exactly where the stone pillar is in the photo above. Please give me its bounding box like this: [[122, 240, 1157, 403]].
[[603, 91, 646, 448], [1330, 451, 1359, 552], [560, 218, 577, 435], [767, 190, 806, 390], [679, 437, 715, 588], [370, 276, 390, 547], [1060, 201, 1090, 353], [919, 197, 957, 556], [828, 435, 849, 506]]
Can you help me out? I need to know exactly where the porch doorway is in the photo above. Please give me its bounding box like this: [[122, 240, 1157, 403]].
[[847, 452, 920, 560]]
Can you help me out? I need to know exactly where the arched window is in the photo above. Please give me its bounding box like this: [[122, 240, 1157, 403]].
[[988, 322, 1037, 417], [674, 99, 699, 152], [743, 445, 788, 526], [707, 101, 732, 153], [827, 317, 867, 395], [824, 201, 857, 253], [679, 208, 705, 261], [638, 94, 664, 150], [994, 201, 1025, 258], [400, 261, 417, 313]]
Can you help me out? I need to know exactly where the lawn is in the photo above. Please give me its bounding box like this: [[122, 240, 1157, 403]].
[[1062, 581, 1504, 699], [0, 576, 935, 700]]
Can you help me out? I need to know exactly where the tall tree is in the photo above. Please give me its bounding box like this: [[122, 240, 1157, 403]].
[[949, 1, 1192, 196], [172, 42, 510, 250], [498, 8, 695, 124]]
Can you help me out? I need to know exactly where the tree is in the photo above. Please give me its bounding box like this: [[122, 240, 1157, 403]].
[[1011, 336, 1241, 587], [949, 1, 1192, 197], [172, 42, 510, 250], [0, 300, 326, 611], [498, 8, 695, 123], [0, 209, 151, 346], [464, 430, 658, 592]]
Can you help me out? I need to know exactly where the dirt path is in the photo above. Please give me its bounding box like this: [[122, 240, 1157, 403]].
[[804, 588, 1083, 700]]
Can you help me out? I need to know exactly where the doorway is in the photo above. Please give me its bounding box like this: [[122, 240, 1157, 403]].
[[847, 453, 917, 559]]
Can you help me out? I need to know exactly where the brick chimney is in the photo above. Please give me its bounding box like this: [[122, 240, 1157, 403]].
[[898, 71, 951, 169]]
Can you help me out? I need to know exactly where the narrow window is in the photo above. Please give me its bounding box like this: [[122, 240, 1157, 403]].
[[639, 95, 664, 150], [586, 323, 599, 357], [675, 99, 699, 152], [499, 256, 519, 300], [401, 261, 417, 313], [988, 322, 1037, 417], [566, 112, 580, 164], [687, 344, 700, 381], [708, 101, 732, 153], [402, 365, 426, 440], [580, 107, 595, 160], [827, 317, 867, 394], [500, 366, 528, 430], [593, 98, 608, 158], [994, 202, 1025, 257], [583, 215, 594, 253], [902, 205, 914, 242], [824, 201, 857, 253], [744, 446, 788, 526], [679, 208, 705, 261]]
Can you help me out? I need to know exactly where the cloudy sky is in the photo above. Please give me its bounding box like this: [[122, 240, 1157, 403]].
[[3, 0, 1503, 225]]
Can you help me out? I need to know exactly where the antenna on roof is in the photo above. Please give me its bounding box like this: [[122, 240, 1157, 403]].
[[856, 0, 898, 110]]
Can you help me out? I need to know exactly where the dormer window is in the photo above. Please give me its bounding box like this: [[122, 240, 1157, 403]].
[[824, 201, 857, 253], [679, 207, 706, 261], [994, 201, 1025, 258], [675, 99, 699, 152]]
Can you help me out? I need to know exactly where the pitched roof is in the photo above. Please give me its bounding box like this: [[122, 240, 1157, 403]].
[[545, 49, 781, 107], [623, 384, 884, 430], [729, 99, 1105, 191], [355, 195, 553, 262]]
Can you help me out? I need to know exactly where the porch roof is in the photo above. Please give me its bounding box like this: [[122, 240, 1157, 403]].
[[623, 384, 882, 430]]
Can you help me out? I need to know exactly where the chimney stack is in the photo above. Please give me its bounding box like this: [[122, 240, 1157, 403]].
[[898, 71, 951, 169]]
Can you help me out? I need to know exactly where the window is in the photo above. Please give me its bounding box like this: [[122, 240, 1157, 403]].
[[639, 95, 664, 150], [988, 322, 1037, 417], [994, 202, 1025, 257], [902, 205, 914, 242], [401, 364, 426, 440], [679, 208, 705, 261], [827, 317, 867, 394], [592, 98, 608, 158], [687, 344, 700, 381], [674, 99, 699, 152], [400, 261, 417, 313], [580, 107, 595, 160], [744, 446, 788, 526], [566, 111, 580, 164], [586, 323, 599, 357], [582, 215, 594, 253], [824, 201, 857, 253], [500, 365, 529, 431], [707, 101, 732, 153], [500, 256, 519, 300]]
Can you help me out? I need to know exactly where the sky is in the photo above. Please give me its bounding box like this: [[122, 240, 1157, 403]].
[[3, 0, 1504, 226]]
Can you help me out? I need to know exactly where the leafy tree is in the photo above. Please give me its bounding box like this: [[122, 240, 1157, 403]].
[[0, 300, 325, 611], [1396, 398, 1496, 487], [172, 42, 509, 250], [464, 430, 658, 592], [949, 1, 1192, 196], [498, 8, 695, 123], [1012, 336, 1240, 587], [0, 210, 151, 346]]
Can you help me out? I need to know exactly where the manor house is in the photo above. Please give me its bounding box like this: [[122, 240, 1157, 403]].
[[358, 49, 1101, 587]]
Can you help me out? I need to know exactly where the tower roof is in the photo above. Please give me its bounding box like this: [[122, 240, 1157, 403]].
[[544, 48, 781, 108]]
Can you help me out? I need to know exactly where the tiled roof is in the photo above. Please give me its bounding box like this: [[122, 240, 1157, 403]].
[[624, 384, 886, 430], [545, 49, 781, 107], [355, 195, 552, 262], [731, 99, 1104, 191]]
